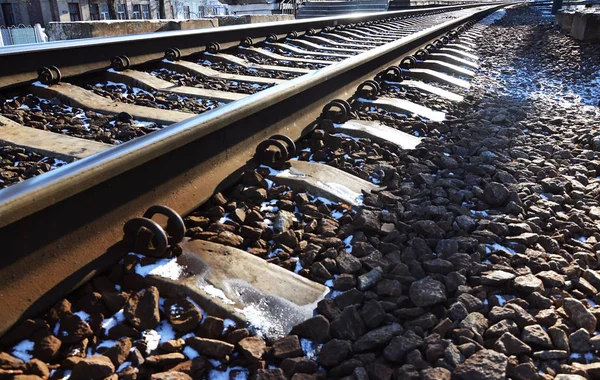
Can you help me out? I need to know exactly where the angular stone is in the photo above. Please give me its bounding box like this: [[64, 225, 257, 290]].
[[521, 325, 553, 349], [335, 253, 362, 274], [459, 312, 488, 336], [493, 332, 531, 355], [123, 286, 160, 330], [569, 328, 592, 353], [383, 330, 423, 362], [454, 349, 507, 380], [103, 337, 132, 368], [409, 277, 447, 308], [272, 335, 303, 359], [237, 336, 266, 362], [290, 315, 330, 343], [483, 182, 509, 206], [164, 297, 202, 333], [70, 356, 115, 380], [481, 270, 516, 285], [353, 324, 403, 353], [331, 306, 366, 341], [563, 298, 597, 334], [145, 353, 187, 367], [186, 337, 234, 359], [513, 274, 544, 294], [318, 339, 351, 367]]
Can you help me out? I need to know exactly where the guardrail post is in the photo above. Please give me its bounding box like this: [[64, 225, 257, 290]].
[[34, 23, 46, 43], [0, 30, 4, 47], [552, 0, 563, 14]]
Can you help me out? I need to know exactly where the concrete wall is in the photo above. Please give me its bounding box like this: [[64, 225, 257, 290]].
[[216, 13, 293, 24], [556, 9, 600, 41], [46, 14, 294, 40], [46, 17, 216, 39]]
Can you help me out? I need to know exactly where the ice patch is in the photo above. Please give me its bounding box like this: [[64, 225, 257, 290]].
[[300, 338, 321, 361], [156, 320, 176, 343], [343, 235, 353, 253], [208, 366, 249, 380], [97, 340, 118, 349], [223, 318, 237, 332], [134, 254, 185, 280], [31, 81, 49, 88], [12, 339, 34, 362], [470, 209, 489, 217], [198, 282, 235, 304], [183, 346, 200, 359], [117, 361, 132, 373], [73, 310, 91, 322], [577, 236, 587, 243], [495, 295, 507, 306], [331, 210, 344, 219], [102, 309, 125, 335], [294, 258, 303, 274], [324, 279, 334, 287], [322, 182, 363, 206], [487, 243, 516, 255]]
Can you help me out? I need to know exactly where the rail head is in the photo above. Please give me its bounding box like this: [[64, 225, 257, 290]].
[[0, 4, 498, 90], [0, 3, 508, 230]]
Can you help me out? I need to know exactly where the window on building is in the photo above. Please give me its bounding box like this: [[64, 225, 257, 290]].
[[117, 3, 126, 19], [183, 5, 190, 19], [132, 4, 141, 19], [68, 2, 81, 21], [141, 4, 150, 19], [99, 3, 110, 19], [1, 3, 16, 26], [89, 4, 100, 20]]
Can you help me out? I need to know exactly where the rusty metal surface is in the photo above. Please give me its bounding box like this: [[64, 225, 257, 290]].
[[0, 4, 505, 337]]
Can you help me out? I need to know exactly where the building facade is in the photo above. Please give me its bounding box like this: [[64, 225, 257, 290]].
[[0, 0, 186, 27]]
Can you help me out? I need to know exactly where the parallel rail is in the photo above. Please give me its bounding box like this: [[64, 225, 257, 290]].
[[1, 4, 477, 90], [0, 4, 505, 337]]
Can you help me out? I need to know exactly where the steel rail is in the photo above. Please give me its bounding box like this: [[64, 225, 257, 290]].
[[0, 4, 506, 337], [1, 4, 482, 90]]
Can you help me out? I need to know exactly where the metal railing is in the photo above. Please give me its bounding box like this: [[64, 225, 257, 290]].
[[0, 24, 46, 47]]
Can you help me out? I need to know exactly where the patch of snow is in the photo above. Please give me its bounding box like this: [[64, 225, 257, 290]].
[[487, 243, 516, 255], [294, 258, 303, 274], [102, 309, 125, 335], [97, 340, 118, 349], [183, 346, 200, 359], [31, 81, 49, 88], [134, 254, 186, 280], [117, 361, 131, 373], [300, 338, 320, 361], [208, 366, 249, 380], [223, 318, 237, 332], [73, 310, 91, 322], [577, 236, 587, 243], [12, 339, 34, 362], [142, 330, 161, 353], [198, 282, 235, 304], [495, 295, 508, 306], [343, 235, 353, 253], [331, 210, 344, 219], [155, 320, 176, 343]]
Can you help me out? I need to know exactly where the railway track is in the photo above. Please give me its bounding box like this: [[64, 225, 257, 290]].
[[0, 4, 509, 379]]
